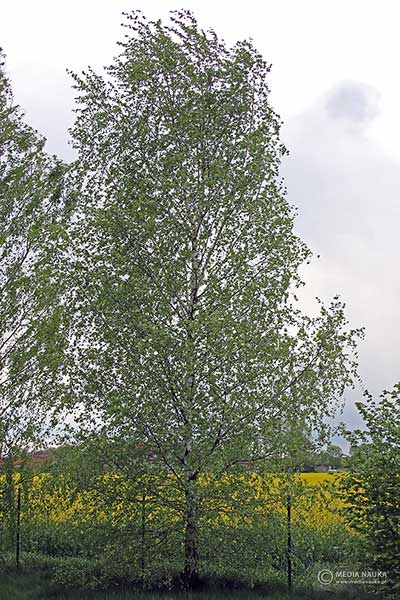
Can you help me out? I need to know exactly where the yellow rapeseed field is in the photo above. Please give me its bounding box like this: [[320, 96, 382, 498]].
[[0, 471, 347, 535]]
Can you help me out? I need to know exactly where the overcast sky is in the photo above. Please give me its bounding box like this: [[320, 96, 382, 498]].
[[1, 0, 399, 431]]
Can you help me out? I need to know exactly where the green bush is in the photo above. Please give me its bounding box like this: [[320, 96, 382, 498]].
[[53, 556, 102, 589], [342, 387, 400, 596]]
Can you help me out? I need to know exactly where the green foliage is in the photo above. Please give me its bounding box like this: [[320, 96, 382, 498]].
[[342, 385, 400, 595]]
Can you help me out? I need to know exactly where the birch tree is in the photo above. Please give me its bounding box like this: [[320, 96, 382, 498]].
[[0, 50, 65, 463], [64, 11, 362, 586]]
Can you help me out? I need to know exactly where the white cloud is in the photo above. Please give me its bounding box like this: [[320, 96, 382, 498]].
[[282, 82, 400, 427]]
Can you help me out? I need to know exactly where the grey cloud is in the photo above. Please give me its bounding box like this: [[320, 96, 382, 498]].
[[325, 81, 380, 126]]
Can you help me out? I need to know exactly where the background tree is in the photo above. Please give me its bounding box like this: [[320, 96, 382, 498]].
[[342, 385, 400, 595], [62, 11, 362, 587], [318, 443, 345, 470]]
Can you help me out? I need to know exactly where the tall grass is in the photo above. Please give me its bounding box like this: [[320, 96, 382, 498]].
[[0, 570, 373, 600]]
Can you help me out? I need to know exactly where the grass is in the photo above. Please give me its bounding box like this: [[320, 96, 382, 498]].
[[0, 570, 374, 600]]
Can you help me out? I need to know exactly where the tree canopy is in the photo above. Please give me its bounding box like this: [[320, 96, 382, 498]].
[[0, 50, 66, 460]]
